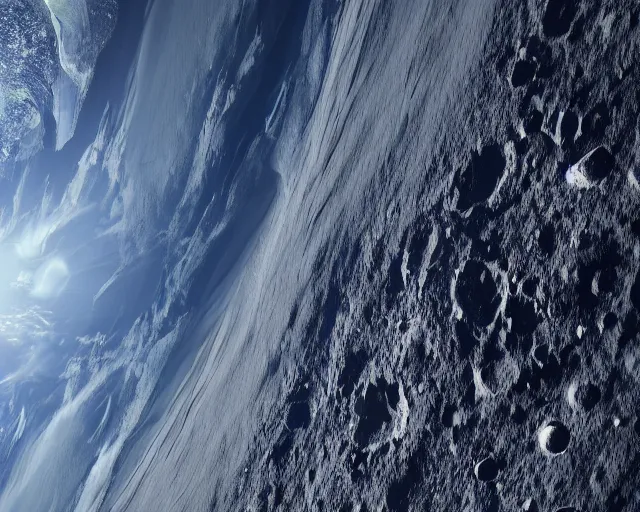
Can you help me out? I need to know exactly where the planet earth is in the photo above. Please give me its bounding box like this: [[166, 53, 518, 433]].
[[0, 0, 639, 511]]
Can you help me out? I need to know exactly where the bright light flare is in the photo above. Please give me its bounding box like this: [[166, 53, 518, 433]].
[[31, 257, 70, 299]]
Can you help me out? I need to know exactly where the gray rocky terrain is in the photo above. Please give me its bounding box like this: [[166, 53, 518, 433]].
[[225, 1, 640, 510]]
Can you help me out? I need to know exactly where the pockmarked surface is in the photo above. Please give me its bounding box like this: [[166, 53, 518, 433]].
[[0, 1, 639, 511]]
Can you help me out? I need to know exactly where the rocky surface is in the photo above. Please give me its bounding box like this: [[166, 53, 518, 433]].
[[220, 1, 640, 510]]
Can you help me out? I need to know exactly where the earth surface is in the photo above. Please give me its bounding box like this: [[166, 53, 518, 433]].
[[0, 0, 639, 511]]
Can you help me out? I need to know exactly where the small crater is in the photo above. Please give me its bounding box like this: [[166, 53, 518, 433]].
[[533, 344, 549, 367], [603, 312, 617, 330], [566, 146, 615, 188], [542, 0, 579, 38], [582, 147, 615, 181], [286, 400, 311, 430], [455, 260, 500, 327], [454, 143, 506, 211], [512, 59, 537, 87], [338, 350, 368, 400], [524, 110, 544, 133], [539, 420, 571, 455], [595, 267, 617, 295], [560, 111, 579, 146], [354, 377, 396, 447], [507, 296, 539, 335], [474, 456, 499, 482], [575, 382, 601, 411]]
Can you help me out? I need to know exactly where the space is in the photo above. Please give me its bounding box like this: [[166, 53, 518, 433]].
[[0, 0, 639, 511]]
